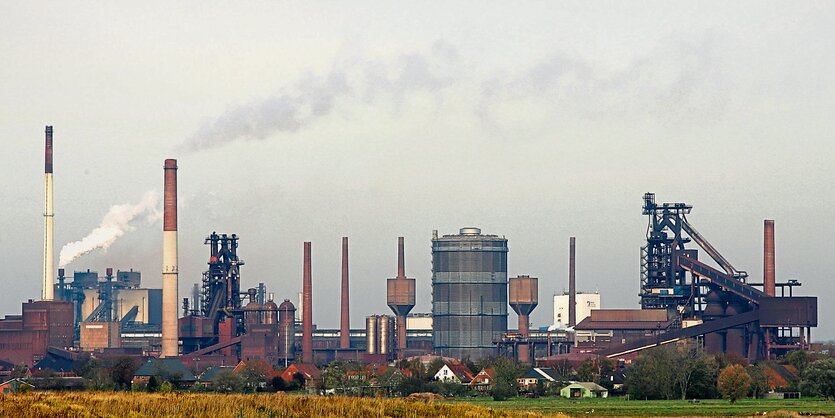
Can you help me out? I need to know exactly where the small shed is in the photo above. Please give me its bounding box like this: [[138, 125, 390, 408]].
[[560, 382, 608, 398]]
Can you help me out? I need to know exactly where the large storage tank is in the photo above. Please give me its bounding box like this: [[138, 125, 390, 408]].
[[432, 227, 508, 360], [278, 299, 296, 360]]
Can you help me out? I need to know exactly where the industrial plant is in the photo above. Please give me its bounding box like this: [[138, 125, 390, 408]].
[[0, 126, 820, 375]]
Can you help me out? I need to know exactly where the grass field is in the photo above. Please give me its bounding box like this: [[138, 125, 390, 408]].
[[450, 397, 835, 417], [2, 392, 833, 417], [0, 392, 554, 418]]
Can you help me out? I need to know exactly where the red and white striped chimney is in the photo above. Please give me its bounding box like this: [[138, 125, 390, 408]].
[[161, 159, 179, 357]]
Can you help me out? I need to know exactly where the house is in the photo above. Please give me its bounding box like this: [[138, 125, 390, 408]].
[[377, 368, 408, 390], [517, 367, 562, 390], [434, 364, 473, 384], [763, 364, 800, 391], [196, 366, 235, 387], [0, 378, 35, 394], [560, 382, 608, 398], [607, 371, 626, 392], [280, 364, 321, 389], [31, 352, 79, 377], [469, 368, 496, 392], [0, 359, 16, 378], [132, 358, 196, 387]]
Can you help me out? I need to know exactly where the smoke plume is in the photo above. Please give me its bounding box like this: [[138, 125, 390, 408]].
[[180, 43, 457, 152], [58, 191, 162, 268]]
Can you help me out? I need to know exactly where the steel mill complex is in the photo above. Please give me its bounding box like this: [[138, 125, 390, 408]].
[[0, 126, 820, 371]]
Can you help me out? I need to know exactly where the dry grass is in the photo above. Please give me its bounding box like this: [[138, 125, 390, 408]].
[[0, 392, 561, 418]]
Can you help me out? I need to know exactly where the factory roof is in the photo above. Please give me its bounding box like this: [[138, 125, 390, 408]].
[[134, 358, 196, 381], [589, 309, 668, 322], [32, 355, 76, 374], [574, 319, 674, 331], [198, 366, 235, 383]]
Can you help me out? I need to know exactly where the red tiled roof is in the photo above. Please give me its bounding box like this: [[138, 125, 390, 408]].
[[447, 364, 474, 382]]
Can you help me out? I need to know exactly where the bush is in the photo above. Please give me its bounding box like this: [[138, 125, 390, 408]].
[[717, 364, 751, 403]]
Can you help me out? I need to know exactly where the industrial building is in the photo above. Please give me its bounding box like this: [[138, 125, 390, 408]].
[[0, 126, 821, 369], [431, 228, 509, 360], [554, 292, 600, 329], [577, 194, 817, 361]]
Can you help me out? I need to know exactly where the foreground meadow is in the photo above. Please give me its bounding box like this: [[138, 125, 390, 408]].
[[452, 397, 835, 417], [0, 392, 553, 418]]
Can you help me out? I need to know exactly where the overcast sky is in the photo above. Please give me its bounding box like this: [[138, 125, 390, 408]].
[[2, 2, 834, 340]]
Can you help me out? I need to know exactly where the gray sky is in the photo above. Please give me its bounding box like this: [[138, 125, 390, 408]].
[[2, 2, 834, 339]]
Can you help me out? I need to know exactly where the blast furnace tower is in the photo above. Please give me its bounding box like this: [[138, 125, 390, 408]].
[[432, 227, 508, 360]]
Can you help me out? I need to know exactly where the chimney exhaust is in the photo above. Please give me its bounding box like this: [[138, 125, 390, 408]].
[[764, 220, 776, 297], [302, 242, 313, 363], [568, 236, 576, 327], [42, 126, 55, 301], [340, 237, 350, 349], [387, 237, 415, 359], [161, 159, 179, 357]]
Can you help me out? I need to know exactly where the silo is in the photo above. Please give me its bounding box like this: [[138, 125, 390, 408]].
[[377, 315, 395, 357], [263, 293, 278, 325], [244, 288, 261, 327], [432, 227, 508, 360], [278, 299, 296, 360], [366, 316, 378, 354], [702, 290, 725, 354]]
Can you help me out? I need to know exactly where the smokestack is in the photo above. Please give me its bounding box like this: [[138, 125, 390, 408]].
[[42, 126, 55, 301], [568, 236, 576, 327], [397, 236, 405, 278], [161, 159, 178, 357], [764, 220, 776, 297], [387, 237, 415, 359], [340, 237, 350, 349], [302, 242, 313, 363]]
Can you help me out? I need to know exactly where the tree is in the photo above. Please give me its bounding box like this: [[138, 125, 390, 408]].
[[159, 380, 173, 393], [673, 343, 709, 400], [11, 364, 29, 379], [784, 350, 811, 374], [626, 346, 677, 400], [110, 357, 138, 390], [146, 375, 159, 392], [717, 364, 751, 403], [686, 356, 720, 399], [576, 359, 594, 382], [322, 361, 347, 392], [239, 360, 271, 392], [800, 358, 835, 399], [80, 358, 114, 390], [747, 364, 770, 399], [462, 357, 479, 375], [211, 370, 244, 393], [491, 357, 519, 401]]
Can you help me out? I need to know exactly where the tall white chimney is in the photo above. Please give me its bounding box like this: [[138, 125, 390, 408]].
[[42, 126, 55, 301], [161, 159, 178, 357]]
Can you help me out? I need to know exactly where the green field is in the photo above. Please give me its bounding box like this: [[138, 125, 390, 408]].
[[450, 397, 835, 417]]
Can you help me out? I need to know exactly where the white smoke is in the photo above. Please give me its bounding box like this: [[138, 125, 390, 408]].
[[58, 191, 162, 268]]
